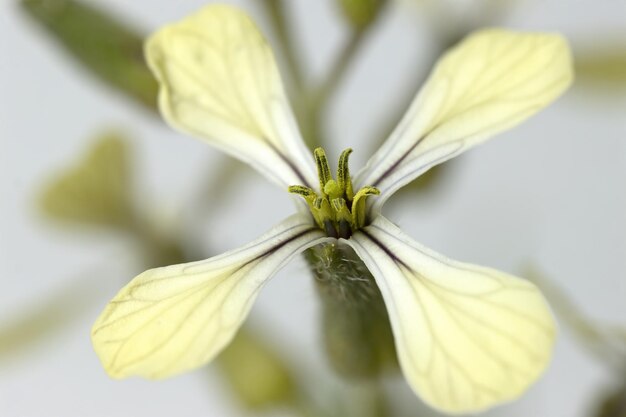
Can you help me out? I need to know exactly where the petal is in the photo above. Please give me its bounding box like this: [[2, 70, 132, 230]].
[[145, 5, 316, 189], [346, 216, 556, 413], [91, 214, 327, 379], [357, 29, 573, 212]]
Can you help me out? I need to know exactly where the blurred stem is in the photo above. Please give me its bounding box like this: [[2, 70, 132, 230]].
[[366, 31, 464, 156], [304, 28, 369, 148], [258, 0, 305, 93], [527, 266, 626, 372], [311, 29, 367, 116], [258, 0, 372, 149], [21, 0, 158, 112], [0, 266, 109, 362]]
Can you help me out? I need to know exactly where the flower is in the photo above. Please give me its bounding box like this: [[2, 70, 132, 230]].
[[91, 4, 573, 414]]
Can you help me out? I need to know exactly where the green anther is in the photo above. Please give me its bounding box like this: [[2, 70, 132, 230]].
[[314, 148, 332, 194], [289, 148, 379, 238], [337, 148, 354, 201], [288, 185, 316, 200], [352, 186, 380, 229]]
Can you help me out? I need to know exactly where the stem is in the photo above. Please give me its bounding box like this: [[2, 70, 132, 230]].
[[312, 29, 367, 114], [527, 266, 626, 372], [366, 31, 465, 155], [258, 0, 305, 93], [303, 242, 397, 379], [305, 29, 369, 148]]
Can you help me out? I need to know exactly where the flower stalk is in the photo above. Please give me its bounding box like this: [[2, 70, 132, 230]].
[[304, 243, 397, 378]]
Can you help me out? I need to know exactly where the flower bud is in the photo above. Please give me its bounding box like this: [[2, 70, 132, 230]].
[[337, 0, 387, 29]]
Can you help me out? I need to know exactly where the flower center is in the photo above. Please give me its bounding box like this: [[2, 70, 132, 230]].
[[289, 148, 379, 239]]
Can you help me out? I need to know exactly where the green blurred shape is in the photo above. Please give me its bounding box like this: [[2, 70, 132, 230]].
[[39, 133, 133, 228], [594, 385, 626, 417], [217, 329, 297, 410], [0, 275, 105, 362], [576, 46, 626, 87], [337, 0, 387, 29], [21, 0, 158, 110]]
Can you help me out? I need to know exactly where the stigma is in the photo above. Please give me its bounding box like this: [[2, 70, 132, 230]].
[[289, 148, 379, 239]]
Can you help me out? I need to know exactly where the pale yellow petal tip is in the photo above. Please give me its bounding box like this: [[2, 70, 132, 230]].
[[408, 284, 557, 414], [466, 28, 575, 93], [143, 3, 256, 120], [143, 3, 257, 77], [349, 218, 559, 414]]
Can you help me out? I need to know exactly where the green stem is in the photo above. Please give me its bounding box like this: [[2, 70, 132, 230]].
[[305, 29, 368, 148], [527, 266, 626, 372], [258, 0, 305, 93], [303, 242, 397, 380], [312, 29, 367, 113], [366, 31, 465, 156]]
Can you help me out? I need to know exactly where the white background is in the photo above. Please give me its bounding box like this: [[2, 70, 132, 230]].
[[1, 0, 625, 416]]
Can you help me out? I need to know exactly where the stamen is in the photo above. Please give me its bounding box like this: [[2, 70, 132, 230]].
[[288, 185, 316, 199], [314, 148, 332, 194], [289, 148, 379, 238], [337, 148, 354, 201], [352, 186, 380, 229]]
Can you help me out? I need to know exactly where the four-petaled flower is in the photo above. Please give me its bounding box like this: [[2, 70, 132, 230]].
[[91, 5, 573, 414]]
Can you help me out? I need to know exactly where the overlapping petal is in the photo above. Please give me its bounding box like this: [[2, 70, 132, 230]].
[[146, 5, 316, 189], [357, 29, 573, 212], [347, 216, 556, 413], [92, 214, 327, 379]]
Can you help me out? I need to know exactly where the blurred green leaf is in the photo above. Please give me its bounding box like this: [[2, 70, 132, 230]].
[[21, 0, 158, 110], [217, 328, 297, 410], [39, 132, 133, 228], [575, 46, 626, 88]]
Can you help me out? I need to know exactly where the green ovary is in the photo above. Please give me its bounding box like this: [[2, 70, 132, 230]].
[[289, 148, 379, 239]]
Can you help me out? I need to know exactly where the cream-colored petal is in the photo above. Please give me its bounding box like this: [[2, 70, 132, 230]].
[[146, 5, 316, 189], [347, 216, 556, 413], [92, 214, 326, 379], [357, 29, 573, 212]]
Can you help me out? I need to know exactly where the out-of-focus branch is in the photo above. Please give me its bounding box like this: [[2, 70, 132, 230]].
[[20, 0, 158, 112], [526, 265, 626, 372], [258, 0, 306, 94]]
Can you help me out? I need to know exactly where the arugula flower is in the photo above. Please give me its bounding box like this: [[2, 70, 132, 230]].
[[91, 5, 573, 413]]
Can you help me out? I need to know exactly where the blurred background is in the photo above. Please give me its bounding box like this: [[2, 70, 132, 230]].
[[1, 0, 625, 416]]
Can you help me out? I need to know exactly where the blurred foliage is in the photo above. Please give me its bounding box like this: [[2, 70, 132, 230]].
[[526, 265, 626, 371], [337, 0, 387, 29], [576, 46, 626, 88], [39, 133, 133, 228], [21, 0, 158, 111], [217, 329, 297, 410]]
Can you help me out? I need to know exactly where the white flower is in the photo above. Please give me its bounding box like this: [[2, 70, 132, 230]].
[[91, 5, 573, 414]]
